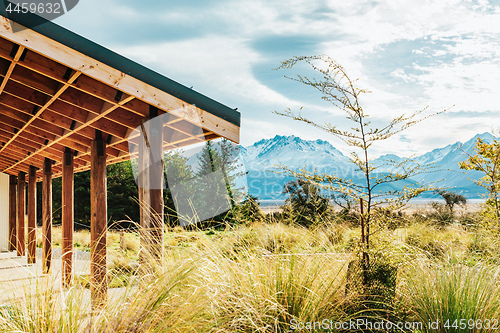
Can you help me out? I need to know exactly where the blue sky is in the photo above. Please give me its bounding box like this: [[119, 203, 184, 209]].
[[54, 0, 500, 157]]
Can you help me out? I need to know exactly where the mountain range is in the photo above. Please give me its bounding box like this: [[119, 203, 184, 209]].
[[238, 132, 497, 200]]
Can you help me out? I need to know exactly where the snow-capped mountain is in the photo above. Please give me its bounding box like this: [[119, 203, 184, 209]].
[[240, 133, 496, 200], [242, 135, 352, 173]]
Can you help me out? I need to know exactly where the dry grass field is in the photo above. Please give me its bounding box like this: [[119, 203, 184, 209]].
[[0, 203, 499, 332]]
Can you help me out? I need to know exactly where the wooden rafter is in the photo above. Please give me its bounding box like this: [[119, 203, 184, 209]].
[[0, 71, 80, 156], [0, 45, 24, 94], [0, 15, 239, 180]]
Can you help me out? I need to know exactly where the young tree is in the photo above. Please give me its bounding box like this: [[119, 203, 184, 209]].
[[274, 55, 450, 277], [459, 137, 500, 221]]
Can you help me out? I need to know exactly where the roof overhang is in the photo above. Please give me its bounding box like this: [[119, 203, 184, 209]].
[[0, 10, 240, 181]]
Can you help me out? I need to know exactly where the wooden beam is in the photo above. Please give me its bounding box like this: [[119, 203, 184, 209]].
[[0, 71, 80, 157], [8, 175, 16, 251], [62, 147, 74, 287], [2, 89, 133, 174], [149, 114, 164, 261], [0, 45, 25, 95], [27, 166, 36, 264], [42, 158, 52, 274], [16, 171, 25, 256], [90, 134, 107, 307], [138, 130, 148, 264], [138, 119, 151, 263]]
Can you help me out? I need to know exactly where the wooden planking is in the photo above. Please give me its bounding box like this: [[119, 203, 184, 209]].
[[0, 17, 239, 143], [62, 148, 74, 287], [4, 77, 51, 106], [16, 171, 25, 256], [1, 68, 231, 178], [1, 52, 181, 142], [90, 138, 107, 307], [3, 91, 134, 174], [8, 175, 16, 251], [27, 166, 36, 264], [0, 70, 80, 157], [42, 158, 52, 274], [10, 64, 60, 95]]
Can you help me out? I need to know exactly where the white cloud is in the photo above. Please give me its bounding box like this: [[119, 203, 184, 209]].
[[114, 36, 302, 109], [54, 0, 500, 157]]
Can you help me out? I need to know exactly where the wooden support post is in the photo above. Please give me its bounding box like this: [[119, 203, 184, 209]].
[[27, 166, 37, 264], [17, 171, 26, 257], [42, 158, 52, 274], [149, 109, 164, 261], [91, 132, 107, 307], [139, 120, 150, 264], [62, 147, 74, 287], [8, 176, 17, 252]]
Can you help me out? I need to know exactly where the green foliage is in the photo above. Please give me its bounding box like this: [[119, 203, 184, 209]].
[[73, 170, 91, 227], [162, 149, 194, 227], [107, 161, 140, 228], [428, 189, 467, 226], [459, 137, 500, 222], [232, 194, 263, 224], [39, 139, 247, 230], [193, 140, 233, 224], [429, 201, 456, 226], [70, 161, 140, 229], [345, 254, 398, 313], [282, 178, 330, 227], [43, 161, 140, 229], [182, 138, 246, 228]]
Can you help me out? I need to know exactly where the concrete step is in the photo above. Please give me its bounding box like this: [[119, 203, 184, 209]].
[[0, 256, 28, 270], [0, 264, 38, 283], [0, 251, 21, 260]]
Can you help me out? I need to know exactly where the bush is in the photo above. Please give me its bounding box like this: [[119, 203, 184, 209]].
[[283, 178, 330, 227], [429, 202, 456, 226]]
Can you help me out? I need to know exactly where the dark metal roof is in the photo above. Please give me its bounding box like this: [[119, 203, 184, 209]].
[[0, 5, 240, 127]]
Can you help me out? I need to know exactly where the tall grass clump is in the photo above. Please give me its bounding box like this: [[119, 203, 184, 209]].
[[204, 251, 353, 332], [0, 275, 91, 333], [401, 261, 500, 333]]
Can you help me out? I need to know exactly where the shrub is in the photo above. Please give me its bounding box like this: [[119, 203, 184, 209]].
[[282, 178, 330, 227]]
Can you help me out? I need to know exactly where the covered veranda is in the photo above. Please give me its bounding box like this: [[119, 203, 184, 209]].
[[0, 10, 240, 306]]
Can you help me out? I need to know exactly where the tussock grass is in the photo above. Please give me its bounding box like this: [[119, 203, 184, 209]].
[[4, 205, 500, 332], [400, 261, 500, 333]]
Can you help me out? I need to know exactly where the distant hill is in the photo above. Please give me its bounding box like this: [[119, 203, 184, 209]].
[[239, 133, 496, 200]]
